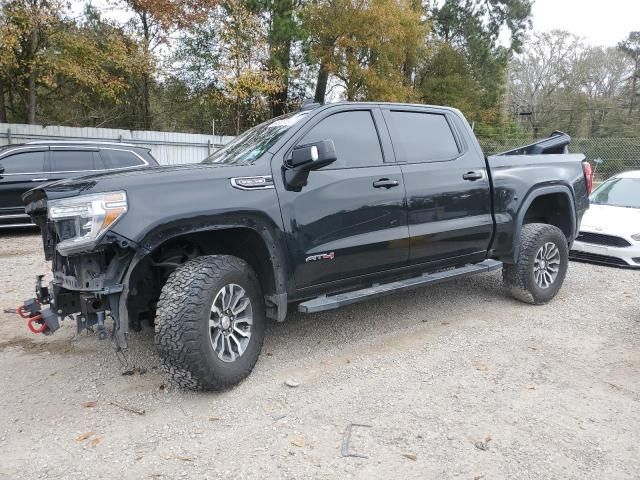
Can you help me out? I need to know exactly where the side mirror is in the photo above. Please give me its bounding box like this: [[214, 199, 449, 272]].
[[284, 139, 337, 191]]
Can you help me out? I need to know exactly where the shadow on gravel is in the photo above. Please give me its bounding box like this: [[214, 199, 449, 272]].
[[261, 272, 504, 359], [0, 226, 40, 238]]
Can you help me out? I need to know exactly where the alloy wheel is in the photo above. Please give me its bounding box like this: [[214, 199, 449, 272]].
[[209, 283, 253, 362]]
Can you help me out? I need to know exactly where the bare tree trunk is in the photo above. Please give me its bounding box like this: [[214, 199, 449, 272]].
[[141, 10, 151, 130], [269, 0, 292, 117], [630, 65, 638, 115], [236, 96, 241, 135], [27, 24, 38, 124], [0, 82, 7, 123], [314, 63, 329, 104]]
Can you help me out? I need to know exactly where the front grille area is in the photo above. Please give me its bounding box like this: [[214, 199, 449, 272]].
[[576, 231, 631, 247], [570, 250, 630, 267]]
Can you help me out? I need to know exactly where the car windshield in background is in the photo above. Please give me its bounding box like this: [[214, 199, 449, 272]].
[[202, 111, 309, 165], [590, 177, 640, 208]]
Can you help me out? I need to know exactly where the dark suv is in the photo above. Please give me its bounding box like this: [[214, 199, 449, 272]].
[[0, 141, 158, 227]]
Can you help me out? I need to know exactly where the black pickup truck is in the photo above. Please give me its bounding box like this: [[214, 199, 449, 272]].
[[20, 102, 592, 390]]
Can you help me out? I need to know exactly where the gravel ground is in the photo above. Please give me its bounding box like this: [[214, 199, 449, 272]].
[[0, 230, 638, 480]]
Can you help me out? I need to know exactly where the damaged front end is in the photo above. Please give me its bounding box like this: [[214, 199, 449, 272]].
[[20, 188, 138, 349]]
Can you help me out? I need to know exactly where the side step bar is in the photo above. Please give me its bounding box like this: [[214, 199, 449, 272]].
[[298, 259, 503, 314]]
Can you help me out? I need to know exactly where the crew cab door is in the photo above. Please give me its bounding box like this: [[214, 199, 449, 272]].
[[274, 107, 409, 290], [381, 107, 493, 267]]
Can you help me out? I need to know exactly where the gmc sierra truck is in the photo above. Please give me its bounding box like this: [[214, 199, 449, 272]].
[[20, 102, 592, 390]]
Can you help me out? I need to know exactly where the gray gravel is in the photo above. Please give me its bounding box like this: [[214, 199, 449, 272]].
[[0, 230, 638, 479]]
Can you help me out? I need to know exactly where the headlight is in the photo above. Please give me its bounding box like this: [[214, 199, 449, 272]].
[[632, 233, 640, 241], [48, 191, 128, 254]]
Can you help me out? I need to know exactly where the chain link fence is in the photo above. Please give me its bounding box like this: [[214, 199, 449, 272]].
[[478, 136, 640, 182]]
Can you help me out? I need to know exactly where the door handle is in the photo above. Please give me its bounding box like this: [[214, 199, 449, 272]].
[[373, 178, 399, 189], [462, 171, 483, 181], [31, 178, 49, 182]]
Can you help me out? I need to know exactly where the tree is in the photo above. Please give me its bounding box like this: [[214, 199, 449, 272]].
[[0, 0, 138, 124], [218, 0, 282, 133], [430, 0, 532, 115], [117, 0, 217, 129], [303, 0, 425, 103], [508, 30, 582, 135], [264, 0, 299, 116], [417, 43, 481, 114], [618, 31, 640, 114], [508, 30, 636, 137]]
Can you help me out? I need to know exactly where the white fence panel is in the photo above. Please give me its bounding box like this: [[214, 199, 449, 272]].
[[0, 123, 234, 165]]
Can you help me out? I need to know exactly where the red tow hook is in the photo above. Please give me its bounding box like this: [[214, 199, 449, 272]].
[[17, 304, 33, 319], [27, 314, 48, 334], [17, 300, 48, 334]]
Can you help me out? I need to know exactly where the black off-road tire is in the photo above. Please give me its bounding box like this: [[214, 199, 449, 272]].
[[503, 223, 569, 305], [154, 255, 265, 391]]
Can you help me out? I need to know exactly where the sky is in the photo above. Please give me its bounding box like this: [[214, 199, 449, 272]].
[[530, 0, 640, 46], [75, 0, 639, 48]]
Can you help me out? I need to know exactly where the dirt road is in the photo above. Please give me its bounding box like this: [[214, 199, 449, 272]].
[[1, 231, 638, 479]]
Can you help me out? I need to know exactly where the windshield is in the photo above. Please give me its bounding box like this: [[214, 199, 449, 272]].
[[590, 177, 640, 208], [202, 111, 309, 165]]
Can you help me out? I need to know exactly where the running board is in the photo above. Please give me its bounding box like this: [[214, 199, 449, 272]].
[[298, 259, 502, 313]]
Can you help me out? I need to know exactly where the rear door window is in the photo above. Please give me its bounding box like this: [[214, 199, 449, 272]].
[[0, 150, 47, 174], [100, 149, 145, 169], [386, 111, 460, 163], [297, 110, 384, 168], [51, 150, 99, 172]]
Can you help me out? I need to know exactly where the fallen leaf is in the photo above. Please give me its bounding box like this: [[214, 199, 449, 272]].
[[290, 436, 305, 448], [441, 321, 450, 325], [284, 379, 300, 388], [82, 401, 98, 408], [159, 384, 166, 391], [474, 363, 489, 371], [175, 455, 193, 462], [90, 437, 101, 446], [402, 453, 417, 461], [266, 352, 273, 356], [208, 416, 220, 422], [474, 435, 492, 451], [76, 431, 94, 441]]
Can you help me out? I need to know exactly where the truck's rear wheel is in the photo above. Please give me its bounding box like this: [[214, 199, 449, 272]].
[[154, 255, 265, 391], [503, 223, 568, 305]]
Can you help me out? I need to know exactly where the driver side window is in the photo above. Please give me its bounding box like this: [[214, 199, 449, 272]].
[[298, 110, 383, 169]]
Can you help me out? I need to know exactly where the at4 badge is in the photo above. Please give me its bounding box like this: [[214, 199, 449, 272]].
[[305, 252, 335, 262]]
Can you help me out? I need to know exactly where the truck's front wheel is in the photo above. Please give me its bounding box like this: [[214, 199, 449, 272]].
[[503, 223, 569, 305], [155, 255, 265, 391]]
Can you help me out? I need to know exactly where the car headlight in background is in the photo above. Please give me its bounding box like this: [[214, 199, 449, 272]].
[[48, 191, 128, 254], [632, 233, 640, 241]]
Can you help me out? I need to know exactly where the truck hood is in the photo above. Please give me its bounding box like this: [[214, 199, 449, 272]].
[[579, 203, 640, 238], [22, 163, 260, 204]]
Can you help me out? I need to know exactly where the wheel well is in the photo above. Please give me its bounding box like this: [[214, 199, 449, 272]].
[[522, 193, 573, 239], [126, 228, 277, 327]]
